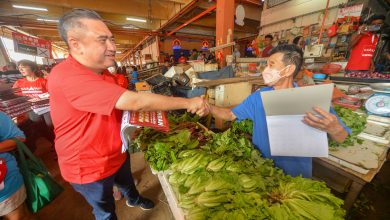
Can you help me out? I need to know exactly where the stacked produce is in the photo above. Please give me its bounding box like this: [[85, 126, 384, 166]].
[[134, 115, 345, 219], [329, 105, 367, 148]]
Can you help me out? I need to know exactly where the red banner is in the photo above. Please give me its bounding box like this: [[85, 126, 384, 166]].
[[12, 32, 52, 58]]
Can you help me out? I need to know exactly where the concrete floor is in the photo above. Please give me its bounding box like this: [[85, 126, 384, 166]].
[[33, 138, 174, 220]]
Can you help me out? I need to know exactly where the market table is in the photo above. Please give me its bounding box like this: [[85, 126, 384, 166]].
[[313, 152, 387, 210], [313, 115, 390, 211]]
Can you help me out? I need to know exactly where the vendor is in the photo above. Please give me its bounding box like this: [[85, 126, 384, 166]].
[[13, 60, 54, 146], [261, 35, 274, 58], [13, 60, 47, 97], [207, 44, 351, 178], [345, 14, 385, 73]]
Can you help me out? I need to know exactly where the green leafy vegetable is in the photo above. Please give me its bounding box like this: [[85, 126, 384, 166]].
[[329, 105, 367, 148]]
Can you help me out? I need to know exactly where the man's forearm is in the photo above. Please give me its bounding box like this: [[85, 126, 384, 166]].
[[209, 105, 236, 121], [349, 34, 362, 49], [116, 91, 190, 112]]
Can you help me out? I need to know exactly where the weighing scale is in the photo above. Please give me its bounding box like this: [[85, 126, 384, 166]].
[[365, 83, 390, 117]]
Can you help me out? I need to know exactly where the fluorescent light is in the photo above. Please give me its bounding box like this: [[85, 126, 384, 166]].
[[13, 5, 48, 11], [116, 51, 122, 54], [37, 18, 59, 23], [126, 17, 147, 23], [123, 26, 139, 29]]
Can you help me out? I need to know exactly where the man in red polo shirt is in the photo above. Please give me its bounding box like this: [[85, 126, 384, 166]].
[[49, 9, 208, 220], [345, 15, 385, 73], [261, 35, 274, 58]]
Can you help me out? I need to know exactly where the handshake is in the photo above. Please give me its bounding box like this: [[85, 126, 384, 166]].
[[186, 96, 211, 117]]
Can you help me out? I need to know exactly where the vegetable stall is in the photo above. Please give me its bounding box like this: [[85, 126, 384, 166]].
[[133, 115, 349, 220]]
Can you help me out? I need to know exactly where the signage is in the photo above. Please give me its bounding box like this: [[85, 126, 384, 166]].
[[12, 32, 52, 58], [337, 4, 364, 19], [172, 38, 182, 50], [201, 40, 209, 50]]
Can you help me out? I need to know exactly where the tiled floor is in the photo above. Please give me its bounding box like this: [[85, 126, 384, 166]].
[[33, 138, 174, 220]]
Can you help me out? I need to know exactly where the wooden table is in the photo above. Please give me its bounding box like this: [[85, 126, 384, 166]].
[[313, 149, 388, 211]]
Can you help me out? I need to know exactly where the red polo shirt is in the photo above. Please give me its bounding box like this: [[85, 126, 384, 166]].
[[346, 33, 379, 71], [13, 78, 48, 97], [48, 55, 127, 184]]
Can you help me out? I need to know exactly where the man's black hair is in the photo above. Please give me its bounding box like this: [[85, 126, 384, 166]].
[[269, 44, 303, 77], [293, 36, 303, 45], [366, 14, 385, 25], [265, 34, 273, 40]]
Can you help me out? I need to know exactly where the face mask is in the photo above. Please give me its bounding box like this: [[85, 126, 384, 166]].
[[262, 65, 290, 85], [108, 67, 116, 74]]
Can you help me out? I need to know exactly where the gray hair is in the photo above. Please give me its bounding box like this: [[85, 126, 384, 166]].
[[59, 9, 102, 46], [269, 44, 303, 77]]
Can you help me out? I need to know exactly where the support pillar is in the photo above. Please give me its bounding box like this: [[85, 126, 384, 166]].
[[216, 0, 235, 67]]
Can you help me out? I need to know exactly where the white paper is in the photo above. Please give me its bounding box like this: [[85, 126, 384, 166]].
[[261, 84, 333, 157], [120, 111, 139, 153], [267, 115, 328, 157]]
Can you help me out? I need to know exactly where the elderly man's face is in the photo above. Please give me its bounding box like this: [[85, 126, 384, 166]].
[[267, 52, 285, 71], [68, 19, 116, 71]]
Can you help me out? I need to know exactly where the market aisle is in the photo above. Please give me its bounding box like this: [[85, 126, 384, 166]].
[[33, 138, 174, 220]]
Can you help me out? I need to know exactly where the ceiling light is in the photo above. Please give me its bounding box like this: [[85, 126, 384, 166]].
[[13, 5, 48, 11], [126, 17, 147, 23], [123, 26, 139, 29], [116, 51, 122, 54], [37, 18, 59, 23]]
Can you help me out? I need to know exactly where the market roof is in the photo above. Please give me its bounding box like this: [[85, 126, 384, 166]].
[[0, 0, 262, 60]]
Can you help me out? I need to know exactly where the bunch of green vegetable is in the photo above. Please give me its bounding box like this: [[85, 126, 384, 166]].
[[329, 105, 367, 148], [135, 115, 346, 219]]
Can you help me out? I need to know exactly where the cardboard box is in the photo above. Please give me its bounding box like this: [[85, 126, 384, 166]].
[[135, 82, 151, 91], [215, 82, 252, 107]]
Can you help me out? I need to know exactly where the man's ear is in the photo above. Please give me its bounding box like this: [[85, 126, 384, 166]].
[[283, 64, 296, 77], [68, 34, 82, 55]]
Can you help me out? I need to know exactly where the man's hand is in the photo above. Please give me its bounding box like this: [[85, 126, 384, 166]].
[[303, 107, 344, 136], [187, 96, 209, 117]]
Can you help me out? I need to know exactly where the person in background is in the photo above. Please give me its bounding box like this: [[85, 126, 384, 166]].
[[345, 14, 385, 73], [206, 44, 351, 178], [178, 52, 187, 64], [261, 35, 274, 58], [292, 36, 305, 50], [131, 66, 139, 85], [169, 55, 175, 66], [13, 60, 47, 97], [108, 64, 129, 89], [197, 53, 206, 61], [49, 9, 208, 220], [0, 112, 33, 220], [13, 60, 55, 147], [0, 62, 23, 84], [189, 49, 198, 60], [245, 42, 254, 57]]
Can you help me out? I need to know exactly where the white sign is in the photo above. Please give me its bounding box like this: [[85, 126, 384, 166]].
[[337, 4, 363, 18]]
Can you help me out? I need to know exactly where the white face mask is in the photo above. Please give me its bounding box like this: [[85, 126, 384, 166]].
[[108, 66, 116, 74], [262, 65, 290, 86]]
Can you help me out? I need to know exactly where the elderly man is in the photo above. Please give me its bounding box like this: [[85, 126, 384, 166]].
[[48, 9, 208, 220], [207, 44, 351, 178]]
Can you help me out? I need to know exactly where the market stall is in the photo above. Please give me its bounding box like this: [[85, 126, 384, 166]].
[[133, 116, 347, 219]]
